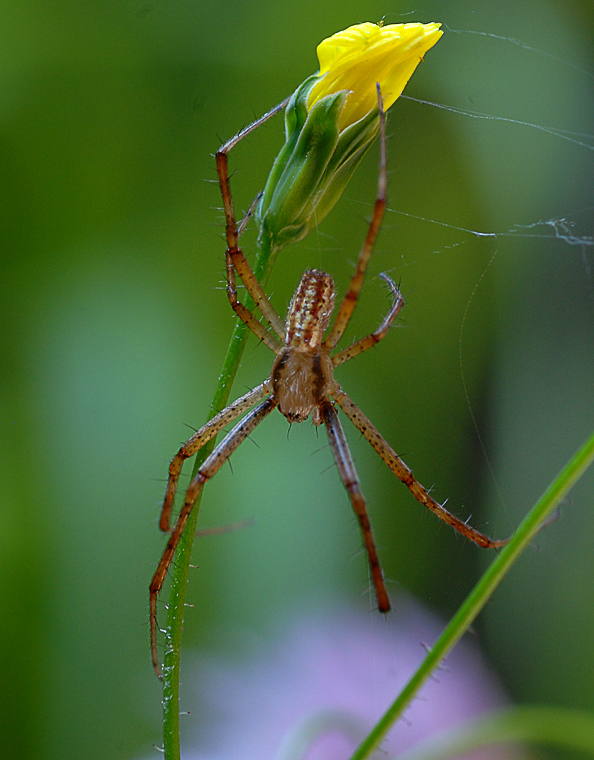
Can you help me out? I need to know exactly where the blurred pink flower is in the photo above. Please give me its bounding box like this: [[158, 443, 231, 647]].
[[184, 597, 511, 760]]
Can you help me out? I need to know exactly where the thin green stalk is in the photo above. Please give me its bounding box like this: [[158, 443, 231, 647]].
[[349, 428, 594, 760], [161, 237, 278, 760]]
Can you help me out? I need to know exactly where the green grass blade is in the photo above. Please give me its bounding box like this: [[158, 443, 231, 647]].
[[349, 428, 594, 760]]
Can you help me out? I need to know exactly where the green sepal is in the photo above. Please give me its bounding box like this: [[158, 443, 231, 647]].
[[298, 106, 380, 229], [321, 106, 380, 188], [258, 90, 347, 250], [256, 75, 319, 229]]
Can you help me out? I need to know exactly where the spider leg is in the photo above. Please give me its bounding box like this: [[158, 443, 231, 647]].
[[224, 250, 283, 350], [325, 84, 387, 350], [225, 185, 285, 340], [332, 387, 511, 549], [216, 103, 287, 340], [332, 274, 404, 367], [320, 400, 390, 613], [217, 98, 290, 156], [160, 381, 271, 532], [237, 192, 262, 238], [150, 395, 278, 676], [225, 192, 283, 347]]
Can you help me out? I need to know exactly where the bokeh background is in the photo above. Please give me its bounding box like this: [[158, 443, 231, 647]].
[[1, 1, 593, 758]]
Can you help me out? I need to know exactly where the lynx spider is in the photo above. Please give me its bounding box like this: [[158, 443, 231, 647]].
[[149, 86, 510, 676]]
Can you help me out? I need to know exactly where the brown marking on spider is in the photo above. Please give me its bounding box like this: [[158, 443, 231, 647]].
[[149, 86, 511, 677]]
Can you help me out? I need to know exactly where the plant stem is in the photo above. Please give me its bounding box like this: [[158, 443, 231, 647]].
[[349, 428, 594, 760], [161, 237, 277, 760]]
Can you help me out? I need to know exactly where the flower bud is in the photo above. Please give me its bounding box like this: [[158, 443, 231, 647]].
[[257, 21, 442, 252]]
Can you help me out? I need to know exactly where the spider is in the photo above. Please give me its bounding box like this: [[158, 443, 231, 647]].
[[149, 87, 510, 676]]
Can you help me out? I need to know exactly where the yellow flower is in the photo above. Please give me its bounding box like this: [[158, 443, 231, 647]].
[[308, 22, 443, 130], [257, 21, 442, 251]]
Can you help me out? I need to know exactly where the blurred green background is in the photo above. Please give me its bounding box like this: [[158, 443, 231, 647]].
[[1, 1, 593, 758]]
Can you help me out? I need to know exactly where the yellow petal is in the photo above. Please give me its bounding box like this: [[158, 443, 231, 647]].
[[308, 22, 442, 130]]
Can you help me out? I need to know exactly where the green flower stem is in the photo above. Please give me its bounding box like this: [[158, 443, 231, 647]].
[[161, 237, 278, 760], [396, 705, 594, 760], [350, 428, 594, 760]]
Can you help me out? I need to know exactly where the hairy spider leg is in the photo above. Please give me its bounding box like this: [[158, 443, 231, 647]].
[[331, 387, 510, 549], [321, 401, 390, 612], [216, 101, 287, 340], [324, 83, 388, 351], [150, 395, 277, 676], [160, 381, 271, 532], [152, 100, 294, 676], [332, 273, 404, 366], [217, 141, 283, 348]]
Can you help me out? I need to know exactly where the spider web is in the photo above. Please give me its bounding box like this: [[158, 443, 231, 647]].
[[374, 19, 594, 524]]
